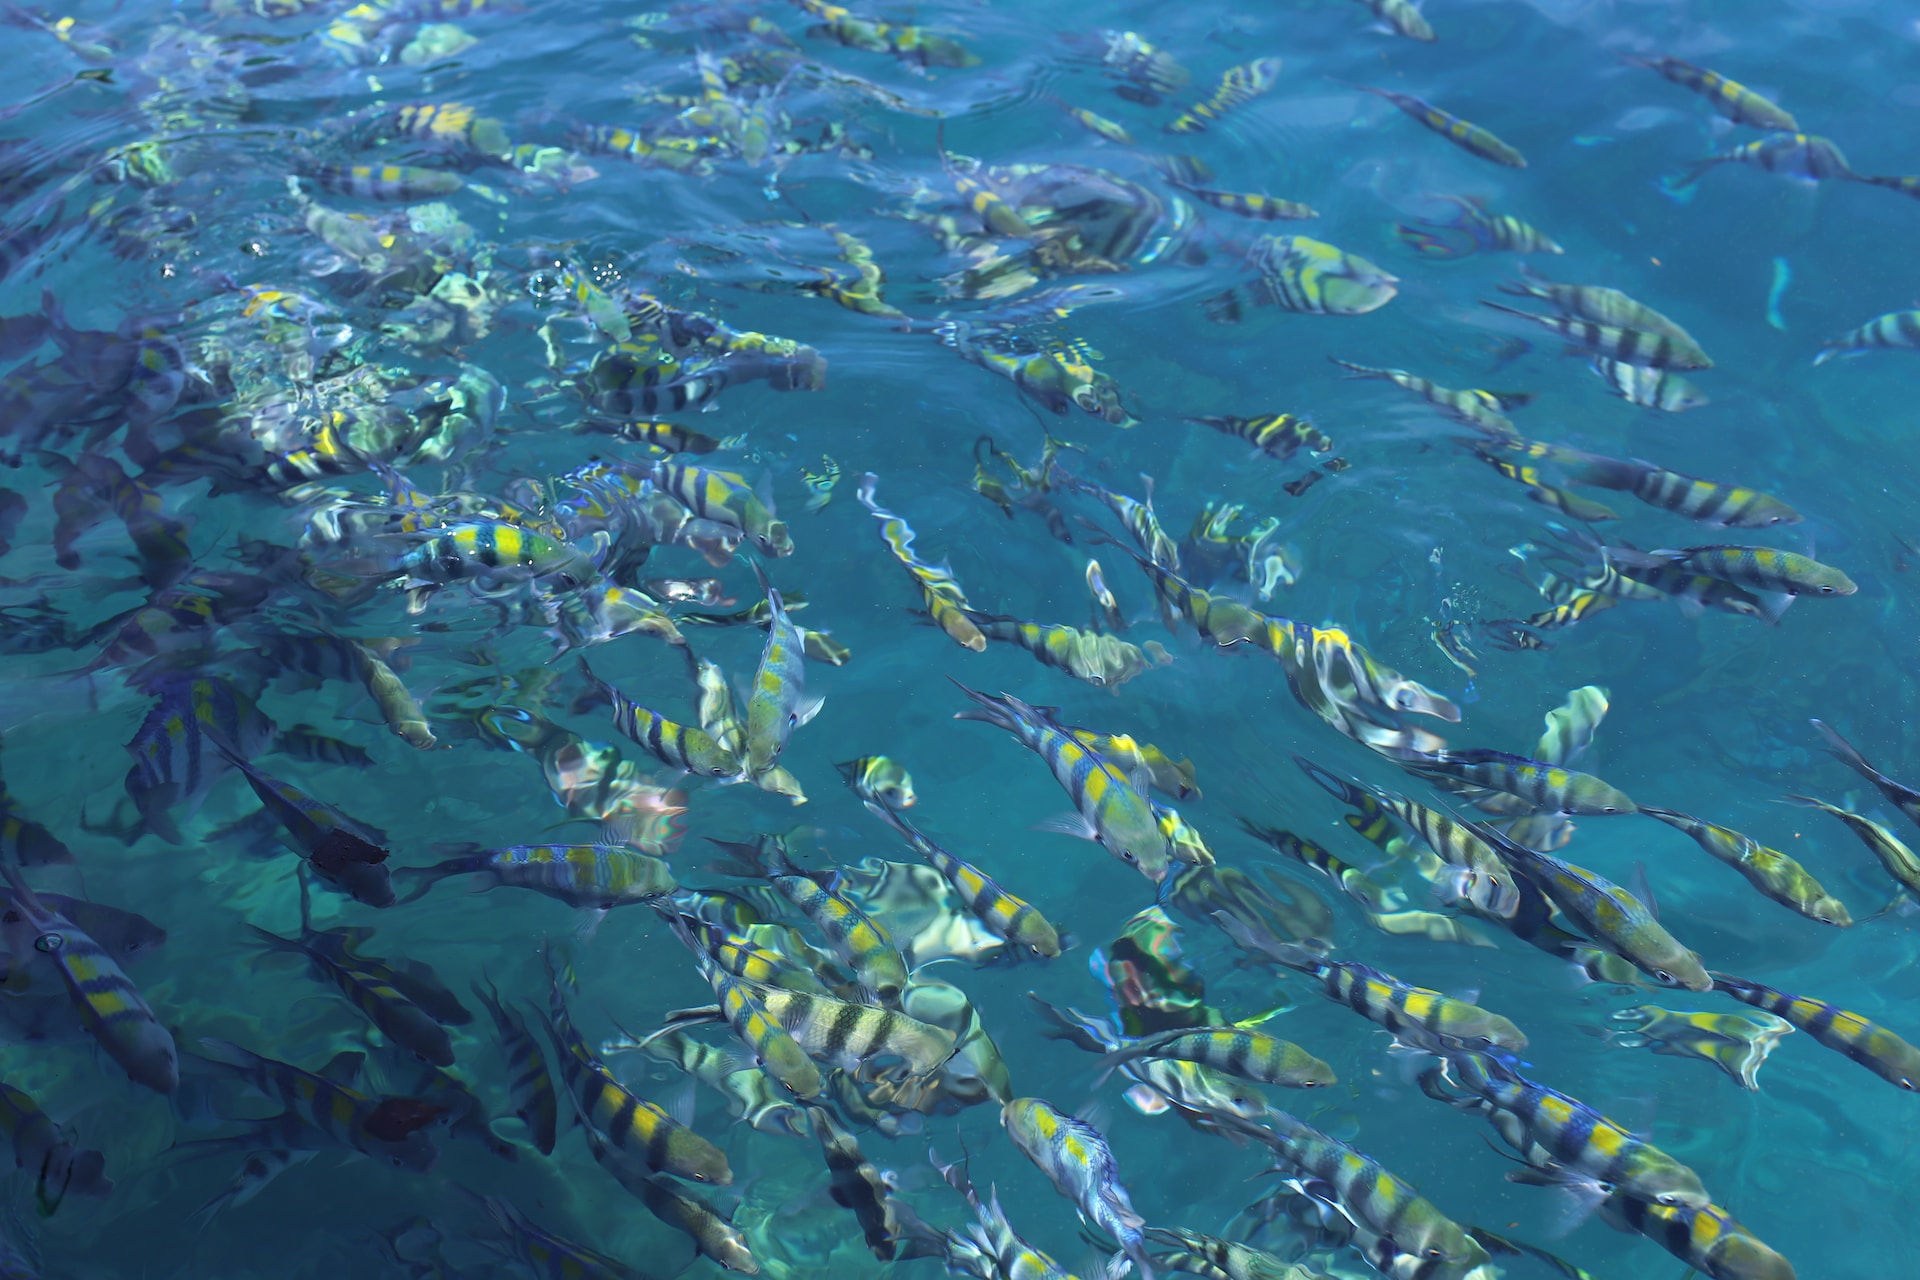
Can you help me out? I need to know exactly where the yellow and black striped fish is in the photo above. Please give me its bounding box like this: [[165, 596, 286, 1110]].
[[1166, 57, 1283, 134]]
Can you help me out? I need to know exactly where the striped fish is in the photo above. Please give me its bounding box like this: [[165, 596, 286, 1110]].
[[307, 162, 462, 202], [952, 682, 1172, 881], [743, 566, 819, 780], [1607, 1005, 1792, 1091], [1589, 464, 1799, 528], [213, 748, 395, 907], [967, 613, 1166, 688], [1002, 1097, 1153, 1279], [584, 662, 741, 779], [395, 521, 596, 589], [865, 801, 1063, 960], [811, 1106, 902, 1260], [1355, 0, 1434, 41], [1488, 834, 1711, 990], [1482, 301, 1712, 369], [1329, 357, 1522, 438], [1144, 1227, 1305, 1280], [1712, 972, 1920, 1093], [247, 924, 452, 1066], [1098, 1026, 1334, 1089], [1590, 358, 1709, 412], [0, 862, 175, 1093], [1785, 794, 1920, 895], [1247, 235, 1398, 315], [649, 461, 790, 558], [1625, 54, 1797, 130], [470, 977, 558, 1155], [1641, 808, 1850, 927], [1187, 413, 1331, 462], [856, 473, 987, 650], [1641, 545, 1853, 596], [123, 675, 274, 845], [628, 1165, 758, 1274], [837, 756, 916, 808], [1226, 925, 1526, 1054], [350, 641, 435, 749], [187, 1038, 438, 1169], [745, 981, 954, 1078], [1681, 133, 1852, 185], [1406, 747, 1636, 814], [1245, 1109, 1489, 1276], [0, 1078, 110, 1213], [1167, 181, 1316, 221], [1599, 1193, 1796, 1280], [543, 969, 731, 1184], [732, 836, 908, 1005], [479, 1195, 641, 1280], [1815, 308, 1920, 365], [1437, 1053, 1710, 1207], [1166, 58, 1283, 134], [1350, 83, 1526, 166], [1810, 719, 1920, 828], [612, 1027, 806, 1137], [396, 843, 674, 910]]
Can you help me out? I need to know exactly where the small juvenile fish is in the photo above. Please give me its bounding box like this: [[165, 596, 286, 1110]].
[[397, 843, 674, 910], [308, 163, 464, 203], [585, 661, 743, 779], [1349, 83, 1526, 167], [1056, 100, 1134, 144], [1625, 55, 1798, 131], [743, 564, 821, 779], [1165, 178, 1316, 221]]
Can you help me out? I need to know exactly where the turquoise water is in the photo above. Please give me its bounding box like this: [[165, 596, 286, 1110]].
[[1, 0, 1918, 1276]]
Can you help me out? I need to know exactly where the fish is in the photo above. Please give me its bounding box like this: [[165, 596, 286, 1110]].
[[1145, 1227, 1311, 1280], [1809, 719, 1920, 828], [742, 980, 955, 1079], [1186, 413, 1331, 463], [967, 613, 1169, 687], [1605, 1005, 1793, 1090], [1626, 545, 1853, 596], [1640, 807, 1851, 926], [1590, 358, 1709, 412], [0, 1077, 111, 1214], [1097, 1026, 1335, 1089], [1347, 83, 1527, 167], [306, 163, 464, 202], [477, 1194, 641, 1280], [810, 1105, 902, 1260], [1056, 100, 1134, 145], [857, 473, 987, 652], [1399, 194, 1562, 257], [1239, 1109, 1490, 1276], [1166, 58, 1283, 134], [1482, 301, 1713, 369], [1218, 920, 1527, 1054], [469, 977, 559, 1156], [1245, 235, 1398, 315], [837, 756, 916, 808], [717, 835, 909, 1006], [1430, 1052, 1711, 1208], [395, 843, 675, 910], [1711, 972, 1920, 1093], [1624, 55, 1799, 131], [1354, 0, 1434, 42], [864, 801, 1063, 960], [1814, 309, 1920, 364], [584, 661, 742, 779], [1329, 357, 1523, 437], [666, 920, 825, 1101], [1785, 794, 1920, 895], [1598, 1193, 1797, 1280], [742, 563, 821, 779], [951, 681, 1172, 881], [184, 1038, 438, 1170], [1001, 1097, 1153, 1279], [1680, 133, 1853, 185], [1499, 267, 1705, 344], [649, 461, 791, 559], [1163, 179, 1317, 221], [247, 922, 454, 1066], [542, 963, 732, 1184], [0, 860, 177, 1093], [211, 748, 396, 907], [630, 1166, 758, 1273], [1401, 747, 1638, 814]]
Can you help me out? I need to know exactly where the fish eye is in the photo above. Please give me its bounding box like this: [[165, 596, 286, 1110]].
[[1655, 970, 1675, 984], [1602, 806, 1621, 813], [34, 933, 64, 954], [1424, 1249, 1444, 1261], [1120, 850, 1137, 864], [1819, 585, 1835, 594]]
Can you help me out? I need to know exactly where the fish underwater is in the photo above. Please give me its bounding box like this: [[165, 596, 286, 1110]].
[[0, 0, 1909, 1276]]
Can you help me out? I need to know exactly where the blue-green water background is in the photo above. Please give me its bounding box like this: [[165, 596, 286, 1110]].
[[3, 0, 1920, 1275]]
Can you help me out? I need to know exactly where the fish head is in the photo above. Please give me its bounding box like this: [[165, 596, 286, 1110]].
[[751, 518, 793, 558]]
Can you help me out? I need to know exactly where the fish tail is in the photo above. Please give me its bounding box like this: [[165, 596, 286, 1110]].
[[947, 677, 1020, 731], [1809, 719, 1887, 784]]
